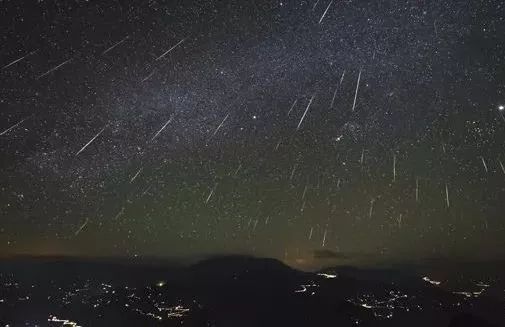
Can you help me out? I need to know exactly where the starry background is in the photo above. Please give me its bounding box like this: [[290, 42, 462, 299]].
[[0, 0, 504, 267]]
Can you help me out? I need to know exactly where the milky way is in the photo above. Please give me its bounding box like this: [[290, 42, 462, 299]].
[[0, 0, 504, 266]]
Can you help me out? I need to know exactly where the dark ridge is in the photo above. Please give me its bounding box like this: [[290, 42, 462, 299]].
[[189, 254, 299, 275]]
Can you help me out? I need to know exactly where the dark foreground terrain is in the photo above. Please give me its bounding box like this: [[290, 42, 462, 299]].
[[0, 256, 504, 326]]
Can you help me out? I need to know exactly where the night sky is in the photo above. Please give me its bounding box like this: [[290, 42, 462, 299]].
[[1, 0, 504, 267]]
